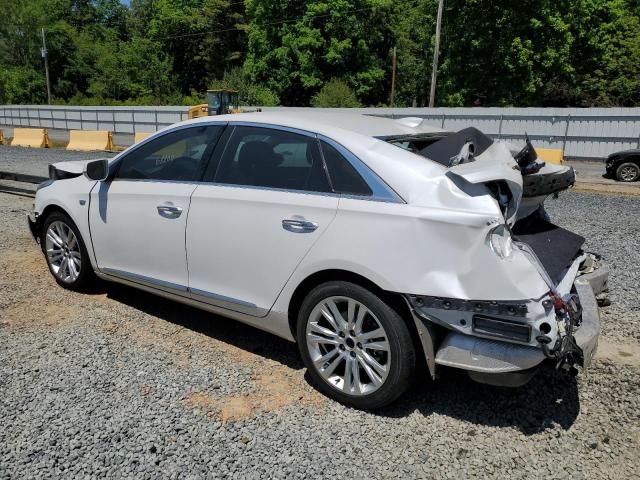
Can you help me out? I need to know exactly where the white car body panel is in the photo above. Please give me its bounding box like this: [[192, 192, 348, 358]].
[[30, 111, 603, 379], [186, 184, 339, 316], [89, 180, 195, 290]]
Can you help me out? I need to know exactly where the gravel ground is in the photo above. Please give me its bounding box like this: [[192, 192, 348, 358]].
[[1, 188, 640, 479], [546, 191, 640, 341], [0, 146, 116, 177]]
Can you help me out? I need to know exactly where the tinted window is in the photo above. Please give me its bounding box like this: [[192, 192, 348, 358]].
[[321, 141, 372, 196], [214, 126, 331, 192], [115, 125, 224, 181]]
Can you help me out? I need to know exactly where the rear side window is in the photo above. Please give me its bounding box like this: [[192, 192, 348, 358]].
[[214, 126, 331, 193], [320, 141, 372, 196], [115, 125, 224, 182]]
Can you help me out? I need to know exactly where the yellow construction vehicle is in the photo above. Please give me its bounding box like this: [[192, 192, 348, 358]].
[[188, 89, 241, 119]]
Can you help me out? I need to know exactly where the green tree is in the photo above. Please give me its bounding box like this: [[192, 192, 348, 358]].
[[311, 78, 361, 107], [244, 0, 395, 106], [208, 67, 279, 106]]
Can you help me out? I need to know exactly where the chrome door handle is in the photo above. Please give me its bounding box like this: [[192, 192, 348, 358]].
[[282, 219, 318, 233], [157, 205, 183, 219]]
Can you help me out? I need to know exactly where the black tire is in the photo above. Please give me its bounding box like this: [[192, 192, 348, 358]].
[[296, 281, 416, 410], [615, 161, 640, 182], [41, 211, 95, 291]]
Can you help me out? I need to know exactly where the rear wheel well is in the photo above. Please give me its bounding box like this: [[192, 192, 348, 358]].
[[287, 269, 425, 369]]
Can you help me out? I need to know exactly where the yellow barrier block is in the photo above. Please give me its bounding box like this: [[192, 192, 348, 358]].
[[0, 129, 4, 145], [134, 132, 152, 143], [536, 148, 564, 165], [67, 130, 115, 151], [11, 128, 50, 148]]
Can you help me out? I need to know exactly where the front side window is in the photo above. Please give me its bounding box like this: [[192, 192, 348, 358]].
[[214, 126, 331, 192], [115, 125, 224, 181]]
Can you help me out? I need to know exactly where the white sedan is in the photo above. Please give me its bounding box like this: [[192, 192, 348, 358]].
[[28, 112, 607, 409]]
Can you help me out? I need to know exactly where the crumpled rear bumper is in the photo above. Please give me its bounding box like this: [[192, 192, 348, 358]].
[[412, 261, 608, 387]]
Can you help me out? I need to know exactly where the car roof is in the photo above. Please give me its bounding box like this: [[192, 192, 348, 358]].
[[179, 110, 446, 138]]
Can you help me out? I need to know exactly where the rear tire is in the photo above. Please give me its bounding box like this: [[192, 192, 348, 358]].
[[41, 211, 94, 291], [296, 281, 416, 410], [616, 162, 640, 182]]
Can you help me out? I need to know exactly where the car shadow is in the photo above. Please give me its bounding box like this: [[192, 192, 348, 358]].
[[92, 281, 580, 434], [376, 366, 580, 435], [93, 281, 305, 371]]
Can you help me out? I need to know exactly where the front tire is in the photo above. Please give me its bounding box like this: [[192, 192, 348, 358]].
[[41, 211, 94, 290], [616, 161, 640, 182], [296, 281, 416, 410]]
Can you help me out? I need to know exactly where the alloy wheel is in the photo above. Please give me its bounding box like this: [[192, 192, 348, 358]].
[[45, 221, 82, 283], [619, 165, 639, 182], [305, 296, 391, 396]]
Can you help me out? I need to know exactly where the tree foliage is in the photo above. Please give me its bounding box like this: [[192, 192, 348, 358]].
[[311, 78, 361, 107], [0, 0, 638, 107]]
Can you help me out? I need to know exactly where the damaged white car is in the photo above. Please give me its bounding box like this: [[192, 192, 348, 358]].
[[28, 112, 608, 409]]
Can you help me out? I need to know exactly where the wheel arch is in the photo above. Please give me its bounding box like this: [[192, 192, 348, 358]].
[[36, 203, 74, 239], [286, 268, 428, 372]]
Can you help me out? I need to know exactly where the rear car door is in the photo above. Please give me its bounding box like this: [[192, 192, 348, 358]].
[[89, 124, 225, 293], [186, 124, 339, 316]]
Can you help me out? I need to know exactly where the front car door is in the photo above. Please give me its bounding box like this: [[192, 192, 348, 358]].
[[89, 124, 225, 293], [186, 124, 339, 316]]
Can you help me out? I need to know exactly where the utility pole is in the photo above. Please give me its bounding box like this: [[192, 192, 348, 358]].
[[390, 46, 397, 108], [428, 0, 444, 108], [41, 28, 52, 105]]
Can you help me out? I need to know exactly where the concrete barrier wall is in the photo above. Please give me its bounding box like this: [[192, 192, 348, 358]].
[[2, 105, 640, 159], [0, 106, 187, 135]]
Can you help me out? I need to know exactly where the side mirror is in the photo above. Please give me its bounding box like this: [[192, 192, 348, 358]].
[[84, 159, 109, 181]]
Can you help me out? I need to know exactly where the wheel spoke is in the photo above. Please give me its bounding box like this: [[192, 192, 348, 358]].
[[357, 354, 383, 387], [353, 305, 367, 335], [309, 321, 338, 339], [318, 352, 343, 379], [308, 332, 341, 346], [67, 234, 78, 250], [320, 305, 341, 333], [59, 257, 69, 279], [55, 223, 68, 244], [46, 231, 63, 248], [346, 299, 356, 330], [68, 256, 79, 279], [363, 340, 389, 352], [344, 357, 361, 394], [325, 299, 348, 331], [358, 327, 384, 341], [47, 249, 63, 262], [359, 349, 387, 377]]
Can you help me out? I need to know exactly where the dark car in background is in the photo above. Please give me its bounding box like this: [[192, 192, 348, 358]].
[[606, 149, 640, 182]]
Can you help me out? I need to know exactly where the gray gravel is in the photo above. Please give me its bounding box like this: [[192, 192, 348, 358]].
[[0, 145, 116, 177], [546, 190, 640, 341], [1, 186, 640, 479]]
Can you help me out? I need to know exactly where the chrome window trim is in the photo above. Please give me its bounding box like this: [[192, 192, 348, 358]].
[[227, 121, 317, 139]]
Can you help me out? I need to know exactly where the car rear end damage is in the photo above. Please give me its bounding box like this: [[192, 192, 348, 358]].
[[388, 125, 608, 387]]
